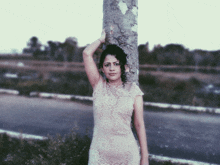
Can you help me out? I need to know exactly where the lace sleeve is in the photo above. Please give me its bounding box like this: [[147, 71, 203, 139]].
[[131, 82, 144, 100]]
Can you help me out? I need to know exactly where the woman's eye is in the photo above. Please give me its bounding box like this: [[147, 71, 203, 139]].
[[104, 63, 119, 67]]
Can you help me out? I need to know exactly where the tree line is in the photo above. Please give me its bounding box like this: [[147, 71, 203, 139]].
[[139, 42, 220, 66], [23, 36, 220, 66]]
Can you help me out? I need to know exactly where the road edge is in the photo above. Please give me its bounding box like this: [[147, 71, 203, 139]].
[[1, 88, 219, 114]]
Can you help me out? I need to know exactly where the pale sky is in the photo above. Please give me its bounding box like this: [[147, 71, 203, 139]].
[[0, 0, 220, 53]]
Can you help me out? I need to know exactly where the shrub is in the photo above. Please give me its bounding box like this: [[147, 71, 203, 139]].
[[0, 129, 91, 165], [139, 74, 158, 86], [139, 74, 199, 105], [1, 133, 184, 165]]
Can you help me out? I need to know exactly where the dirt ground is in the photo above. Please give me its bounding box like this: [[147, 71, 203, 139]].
[[141, 71, 220, 84]]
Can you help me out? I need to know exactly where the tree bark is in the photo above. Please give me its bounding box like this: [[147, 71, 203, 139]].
[[103, 0, 139, 83]]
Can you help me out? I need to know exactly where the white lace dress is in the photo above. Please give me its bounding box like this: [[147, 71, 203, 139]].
[[88, 77, 144, 165]]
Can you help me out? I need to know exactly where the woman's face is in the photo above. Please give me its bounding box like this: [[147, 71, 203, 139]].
[[102, 55, 122, 83]]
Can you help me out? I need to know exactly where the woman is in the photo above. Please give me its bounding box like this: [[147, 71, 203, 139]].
[[83, 30, 149, 165]]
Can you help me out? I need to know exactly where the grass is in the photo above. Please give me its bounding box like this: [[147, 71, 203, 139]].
[[0, 71, 93, 96], [139, 74, 198, 105], [0, 130, 90, 165], [0, 133, 185, 165], [1, 69, 219, 107]]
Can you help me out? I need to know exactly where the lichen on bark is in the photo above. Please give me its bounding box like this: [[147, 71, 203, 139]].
[[103, 0, 139, 83]]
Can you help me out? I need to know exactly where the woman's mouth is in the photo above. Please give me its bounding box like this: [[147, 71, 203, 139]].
[[109, 73, 116, 76]]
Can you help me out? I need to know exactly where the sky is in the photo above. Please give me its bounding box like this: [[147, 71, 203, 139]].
[[0, 0, 220, 53]]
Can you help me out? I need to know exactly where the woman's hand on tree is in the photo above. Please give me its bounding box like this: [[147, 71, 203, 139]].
[[99, 29, 106, 43]]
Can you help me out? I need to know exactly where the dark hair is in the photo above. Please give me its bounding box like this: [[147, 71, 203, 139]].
[[99, 44, 127, 83]]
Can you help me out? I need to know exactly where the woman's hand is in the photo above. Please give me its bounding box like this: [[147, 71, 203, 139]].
[[99, 29, 106, 43], [140, 158, 149, 165]]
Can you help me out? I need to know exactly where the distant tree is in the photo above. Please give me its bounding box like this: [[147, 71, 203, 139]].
[[47, 41, 61, 60], [75, 46, 86, 62], [202, 52, 215, 66], [23, 36, 42, 57], [138, 42, 156, 64], [164, 44, 184, 54], [150, 44, 188, 65], [46, 38, 79, 62], [163, 44, 186, 65], [184, 50, 194, 66], [210, 50, 220, 66], [62, 37, 78, 62], [193, 50, 215, 67], [28, 36, 41, 49], [136, 42, 220, 66], [152, 44, 163, 65]]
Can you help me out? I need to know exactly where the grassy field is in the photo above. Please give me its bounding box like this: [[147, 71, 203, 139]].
[[0, 59, 220, 107], [143, 71, 220, 84]]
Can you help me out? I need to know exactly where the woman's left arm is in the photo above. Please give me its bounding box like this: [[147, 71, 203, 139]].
[[134, 95, 149, 165]]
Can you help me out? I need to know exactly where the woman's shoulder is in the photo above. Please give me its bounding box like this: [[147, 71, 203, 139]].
[[124, 82, 144, 96], [124, 81, 137, 90]]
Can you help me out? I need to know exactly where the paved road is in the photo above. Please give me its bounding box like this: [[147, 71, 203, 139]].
[[0, 94, 219, 164]]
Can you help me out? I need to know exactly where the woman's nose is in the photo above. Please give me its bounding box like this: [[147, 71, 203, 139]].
[[110, 64, 115, 70]]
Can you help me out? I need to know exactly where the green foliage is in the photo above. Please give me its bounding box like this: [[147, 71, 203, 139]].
[[0, 129, 91, 165], [138, 43, 157, 64], [139, 74, 198, 105], [0, 55, 35, 61], [1, 67, 219, 107], [139, 74, 158, 86], [2, 40, 220, 65], [0, 133, 185, 165], [138, 43, 220, 66], [45, 72, 93, 96], [0, 71, 93, 96], [16, 80, 48, 96]]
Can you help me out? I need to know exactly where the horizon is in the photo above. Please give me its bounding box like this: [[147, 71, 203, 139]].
[[1, 41, 220, 55]]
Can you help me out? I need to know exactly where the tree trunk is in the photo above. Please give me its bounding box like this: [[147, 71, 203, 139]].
[[103, 0, 139, 83]]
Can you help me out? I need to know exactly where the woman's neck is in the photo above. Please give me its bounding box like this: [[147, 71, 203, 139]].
[[107, 79, 123, 87]]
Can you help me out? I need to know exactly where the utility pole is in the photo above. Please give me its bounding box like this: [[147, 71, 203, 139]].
[[103, 0, 139, 83]]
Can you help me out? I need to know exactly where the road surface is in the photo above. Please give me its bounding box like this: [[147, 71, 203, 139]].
[[0, 94, 219, 164]]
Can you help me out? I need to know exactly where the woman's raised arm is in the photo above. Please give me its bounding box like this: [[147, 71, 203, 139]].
[[83, 30, 106, 88]]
